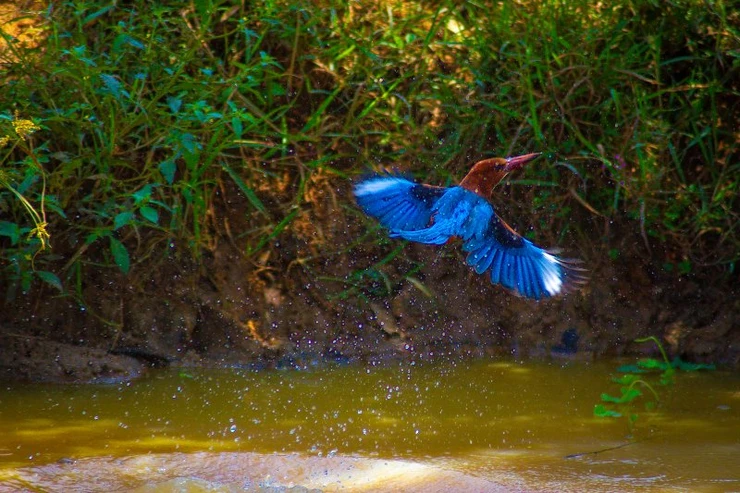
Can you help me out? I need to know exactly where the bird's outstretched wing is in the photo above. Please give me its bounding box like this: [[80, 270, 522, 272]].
[[383, 186, 583, 299], [386, 186, 479, 244], [461, 208, 585, 300], [354, 175, 447, 231]]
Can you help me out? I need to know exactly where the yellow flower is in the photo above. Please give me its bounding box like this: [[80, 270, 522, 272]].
[[0, 135, 9, 148], [30, 222, 51, 251], [12, 117, 40, 139]]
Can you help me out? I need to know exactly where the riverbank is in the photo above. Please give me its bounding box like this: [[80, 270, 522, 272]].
[[2, 217, 737, 383]]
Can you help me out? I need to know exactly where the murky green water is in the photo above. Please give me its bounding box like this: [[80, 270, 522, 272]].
[[0, 359, 738, 491]]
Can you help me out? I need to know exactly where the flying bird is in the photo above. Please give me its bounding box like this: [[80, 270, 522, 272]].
[[353, 153, 585, 300]]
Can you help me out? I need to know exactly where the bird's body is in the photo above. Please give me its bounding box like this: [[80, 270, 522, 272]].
[[353, 153, 584, 300]]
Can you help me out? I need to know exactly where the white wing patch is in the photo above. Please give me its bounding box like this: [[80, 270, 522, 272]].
[[354, 177, 410, 197], [540, 251, 563, 296]]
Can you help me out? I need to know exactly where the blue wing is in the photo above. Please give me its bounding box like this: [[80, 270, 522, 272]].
[[354, 175, 446, 231], [461, 208, 583, 300], [387, 187, 483, 245], [388, 186, 582, 299], [356, 181, 583, 299]]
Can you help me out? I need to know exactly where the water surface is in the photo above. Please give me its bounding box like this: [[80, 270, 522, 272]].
[[0, 359, 737, 491]]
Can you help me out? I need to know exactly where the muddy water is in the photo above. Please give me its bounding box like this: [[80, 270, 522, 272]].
[[0, 359, 737, 492]]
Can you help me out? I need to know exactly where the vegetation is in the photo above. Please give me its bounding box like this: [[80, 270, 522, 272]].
[[594, 336, 715, 433], [1, 0, 738, 305]]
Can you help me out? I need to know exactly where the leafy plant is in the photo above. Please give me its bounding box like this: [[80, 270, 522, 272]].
[[0, 112, 62, 298], [594, 336, 715, 433]]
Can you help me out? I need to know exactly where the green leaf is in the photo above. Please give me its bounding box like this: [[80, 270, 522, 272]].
[[83, 5, 114, 25], [659, 368, 676, 385], [248, 207, 298, 255], [619, 387, 642, 403], [0, 221, 20, 245], [17, 172, 35, 194], [594, 404, 621, 418], [616, 364, 645, 374], [113, 211, 135, 230], [267, 81, 286, 97], [100, 74, 128, 100], [612, 374, 639, 385], [193, 0, 213, 22], [21, 271, 32, 293], [85, 230, 108, 245], [132, 184, 154, 204], [178, 132, 199, 155], [638, 358, 670, 371], [139, 206, 159, 224], [109, 237, 130, 274], [300, 86, 342, 133], [601, 387, 642, 404], [43, 194, 67, 218], [159, 158, 177, 184], [112, 34, 145, 54], [183, 147, 201, 170], [221, 162, 268, 215], [166, 96, 182, 114], [601, 393, 622, 403], [36, 271, 63, 291], [672, 357, 716, 372], [231, 116, 243, 138]]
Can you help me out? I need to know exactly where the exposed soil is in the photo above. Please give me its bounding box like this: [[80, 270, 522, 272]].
[[1, 177, 738, 383]]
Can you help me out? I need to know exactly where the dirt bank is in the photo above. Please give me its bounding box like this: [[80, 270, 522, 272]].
[[2, 181, 737, 383]]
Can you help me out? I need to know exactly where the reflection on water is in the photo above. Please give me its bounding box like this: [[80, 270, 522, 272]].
[[0, 359, 738, 491]]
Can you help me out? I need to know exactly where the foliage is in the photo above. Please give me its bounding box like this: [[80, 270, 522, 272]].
[[0, 0, 738, 304], [0, 112, 58, 297], [594, 336, 715, 433]]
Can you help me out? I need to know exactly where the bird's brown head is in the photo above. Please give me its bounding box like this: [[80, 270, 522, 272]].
[[459, 152, 541, 198]]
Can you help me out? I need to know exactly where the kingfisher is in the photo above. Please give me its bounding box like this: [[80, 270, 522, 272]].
[[353, 153, 585, 300]]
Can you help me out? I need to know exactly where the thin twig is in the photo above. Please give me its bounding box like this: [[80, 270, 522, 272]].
[[565, 438, 651, 459]]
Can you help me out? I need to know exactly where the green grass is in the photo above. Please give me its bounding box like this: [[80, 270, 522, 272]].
[[1, 0, 738, 305]]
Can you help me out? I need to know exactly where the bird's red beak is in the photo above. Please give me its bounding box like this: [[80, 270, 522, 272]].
[[504, 152, 541, 172]]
